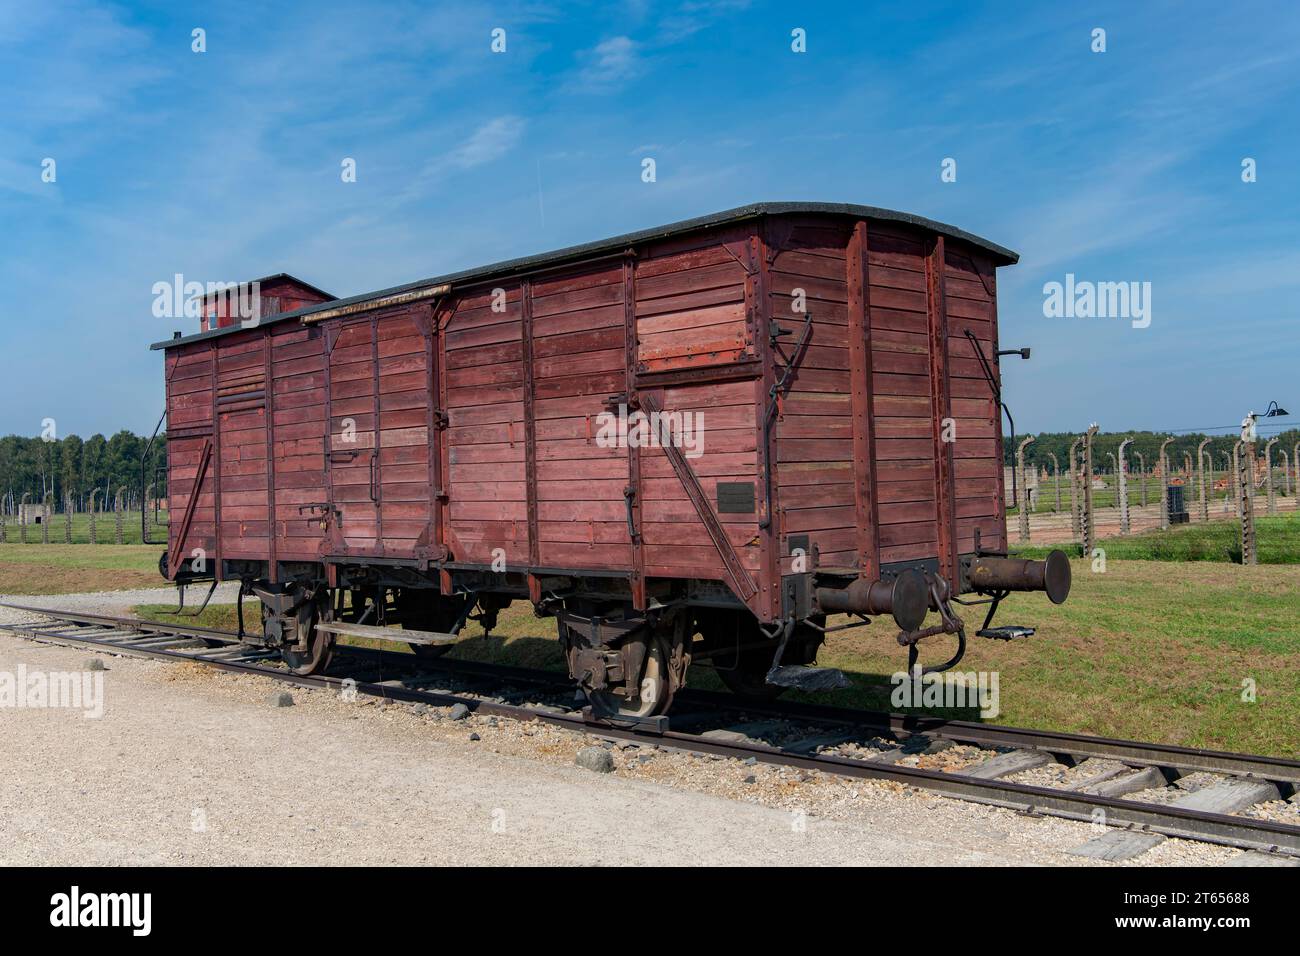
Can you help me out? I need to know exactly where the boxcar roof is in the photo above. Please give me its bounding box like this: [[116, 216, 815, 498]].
[[151, 202, 1018, 351]]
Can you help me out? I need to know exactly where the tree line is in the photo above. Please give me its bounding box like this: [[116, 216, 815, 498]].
[[1001, 429, 1300, 473], [0, 432, 167, 514]]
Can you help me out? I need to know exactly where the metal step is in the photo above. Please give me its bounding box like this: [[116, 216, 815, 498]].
[[977, 626, 1035, 641], [765, 665, 850, 691], [314, 621, 458, 646]]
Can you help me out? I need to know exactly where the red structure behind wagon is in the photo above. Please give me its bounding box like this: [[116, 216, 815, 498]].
[[153, 203, 1068, 719]]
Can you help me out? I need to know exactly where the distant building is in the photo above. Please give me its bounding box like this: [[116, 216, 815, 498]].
[[18, 502, 46, 524]]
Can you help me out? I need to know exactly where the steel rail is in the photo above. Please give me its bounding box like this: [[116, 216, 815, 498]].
[[9, 603, 1293, 786], [1, 605, 1297, 857]]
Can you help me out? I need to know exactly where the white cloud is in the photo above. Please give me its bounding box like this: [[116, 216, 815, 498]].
[[446, 115, 526, 170], [573, 36, 642, 91]]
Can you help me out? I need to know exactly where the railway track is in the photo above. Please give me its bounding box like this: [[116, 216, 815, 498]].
[[2, 602, 1297, 861]]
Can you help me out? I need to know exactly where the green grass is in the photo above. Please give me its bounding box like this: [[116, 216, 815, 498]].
[[136, 556, 1300, 757], [1008, 474, 1177, 514], [1014, 510, 1300, 564], [0, 511, 169, 545], [0, 543, 166, 594]]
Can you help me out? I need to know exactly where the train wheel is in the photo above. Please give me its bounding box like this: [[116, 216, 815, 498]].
[[277, 594, 335, 676], [586, 636, 673, 719]]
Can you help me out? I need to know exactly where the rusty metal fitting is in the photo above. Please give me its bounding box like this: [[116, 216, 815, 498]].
[[968, 550, 1071, 604], [815, 568, 928, 631]]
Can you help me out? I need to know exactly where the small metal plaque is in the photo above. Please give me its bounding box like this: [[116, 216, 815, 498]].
[[716, 481, 756, 514]]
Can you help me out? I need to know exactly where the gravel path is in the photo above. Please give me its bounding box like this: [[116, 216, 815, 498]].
[[0, 618, 1246, 866], [0, 584, 242, 624]]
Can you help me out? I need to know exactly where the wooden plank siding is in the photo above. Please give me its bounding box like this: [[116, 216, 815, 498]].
[[768, 218, 858, 573], [160, 209, 1011, 609], [865, 225, 942, 566], [635, 234, 763, 586], [270, 324, 328, 560], [944, 243, 1006, 554], [215, 334, 270, 560], [531, 264, 631, 570], [443, 286, 529, 566], [165, 344, 217, 567]]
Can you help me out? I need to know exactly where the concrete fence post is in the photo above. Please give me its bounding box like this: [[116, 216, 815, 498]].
[[1264, 437, 1278, 515], [1197, 438, 1211, 522], [1017, 436, 1035, 543], [41, 493, 51, 545], [1294, 442, 1300, 510], [19, 492, 30, 544], [115, 486, 126, 545], [1230, 445, 1242, 517], [1069, 437, 1083, 540], [89, 489, 99, 545], [1237, 440, 1256, 566], [64, 493, 73, 543], [1117, 437, 1133, 534], [1158, 437, 1175, 530], [1047, 452, 1060, 512], [1138, 452, 1149, 512], [1081, 425, 1099, 556]]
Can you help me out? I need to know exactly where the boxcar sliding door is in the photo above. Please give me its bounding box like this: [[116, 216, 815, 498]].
[[322, 307, 438, 561], [323, 315, 381, 556]]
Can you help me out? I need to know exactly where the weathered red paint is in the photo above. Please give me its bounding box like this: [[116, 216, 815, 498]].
[[161, 209, 1013, 618]]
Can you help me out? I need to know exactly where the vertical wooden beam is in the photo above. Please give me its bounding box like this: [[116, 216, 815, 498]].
[[925, 235, 958, 583], [435, 306, 452, 562], [371, 313, 383, 552], [988, 267, 1006, 554], [846, 219, 880, 580], [263, 331, 278, 582], [623, 258, 647, 610], [521, 280, 540, 570], [422, 304, 445, 563], [321, 321, 345, 557], [209, 341, 223, 581], [754, 226, 780, 621]]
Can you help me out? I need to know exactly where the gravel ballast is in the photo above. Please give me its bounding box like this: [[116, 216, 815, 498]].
[[0, 611, 1250, 867]]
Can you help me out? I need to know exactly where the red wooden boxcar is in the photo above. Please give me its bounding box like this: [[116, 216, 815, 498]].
[[153, 203, 1068, 718]]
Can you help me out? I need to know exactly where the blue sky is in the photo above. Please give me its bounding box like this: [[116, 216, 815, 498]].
[[1, 0, 1297, 439]]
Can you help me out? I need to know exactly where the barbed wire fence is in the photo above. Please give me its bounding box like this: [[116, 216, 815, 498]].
[[1007, 428, 1299, 565]]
